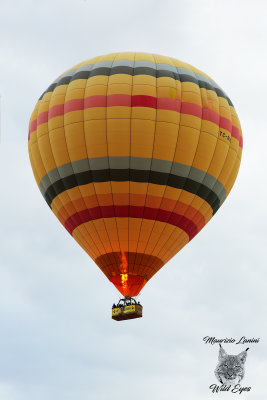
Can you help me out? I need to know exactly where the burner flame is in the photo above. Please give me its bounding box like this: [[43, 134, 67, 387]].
[[120, 251, 128, 292]]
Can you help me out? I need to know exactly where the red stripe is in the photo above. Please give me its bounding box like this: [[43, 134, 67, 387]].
[[37, 111, 48, 126], [65, 205, 199, 240], [28, 94, 243, 148], [131, 95, 157, 108], [220, 116, 232, 132], [181, 102, 202, 118], [48, 104, 64, 119], [29, 119, 37, 138], [84, 95, 106, 108], [107, 94, 131, 107], [202, 108, 219, 125], [64, 98, 84, 113], [231, 125, 241, 143], [157, 97, 181, 112]]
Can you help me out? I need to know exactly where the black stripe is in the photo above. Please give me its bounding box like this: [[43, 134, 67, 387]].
[[179, 74, 198, 84], [44, 169, 221, 214], [39, 66, 233, 107]]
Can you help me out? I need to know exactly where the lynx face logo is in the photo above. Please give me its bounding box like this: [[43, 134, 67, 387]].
[[214, 344, 249, 385]]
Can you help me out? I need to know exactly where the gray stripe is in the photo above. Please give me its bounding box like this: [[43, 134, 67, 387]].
[[39, 156, 226, 202], [113, 60, 135, 68], [48, 168, 61, 182], [51, 60, 221, 92], [188, 168, 206, 182], [75, 64, 94, 73], [213, 181, 227, 199], [89, 157, 109, 170], [134, 60, 156, 69], [72, 158, 90, 174], [202, 173, 217, 188], [52, 69, 76, 84], [171, 163, 191, 177], [195, 73, 214, 85], [177, 67, 196, 77], [52, 61, 110, 84], [40, 174, 52, 192], [151, 158, 172, 173], [109, 156, 129, 169], [195, 73, 225, 93], [157, 63, 177, 73], [58, 163, 73, 178], [39, 180, 47, 196], [130, 157, 151, 170], [178, 68, 222, 92], [93, 61, 114, 68]]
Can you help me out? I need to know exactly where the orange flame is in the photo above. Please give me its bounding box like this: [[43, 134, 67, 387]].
[[120, 251, 128, 292], [121, 273, 128, 290]]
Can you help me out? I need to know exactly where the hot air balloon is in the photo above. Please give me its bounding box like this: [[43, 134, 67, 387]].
[[28, 52, 243, 321]]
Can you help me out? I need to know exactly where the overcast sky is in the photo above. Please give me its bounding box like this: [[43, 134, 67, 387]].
[[0, 0, 267, 399]]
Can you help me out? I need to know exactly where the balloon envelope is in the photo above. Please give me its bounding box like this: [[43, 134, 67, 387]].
[[28, 52, 243, 297]]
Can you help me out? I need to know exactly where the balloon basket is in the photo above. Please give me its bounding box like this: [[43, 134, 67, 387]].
[[112, 296, 143, 321]]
